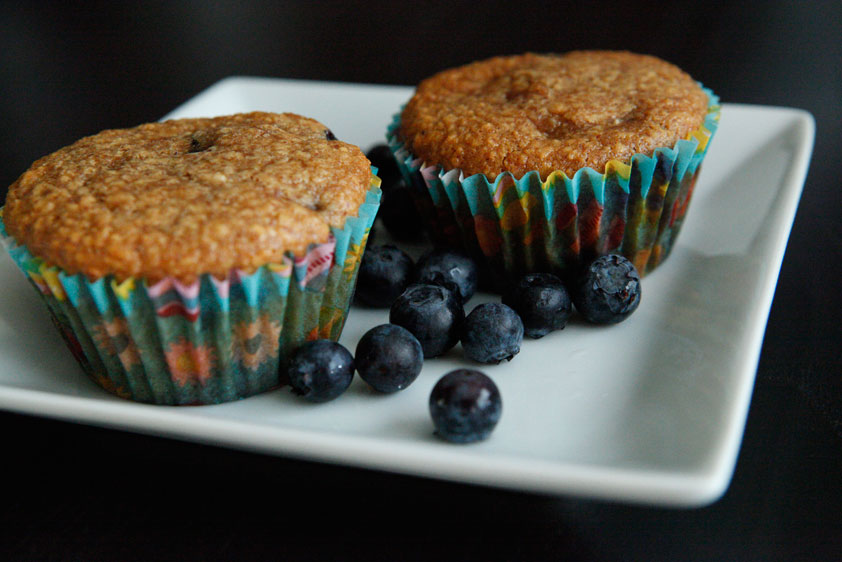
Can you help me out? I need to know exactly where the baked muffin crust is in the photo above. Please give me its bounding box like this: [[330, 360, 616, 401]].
[[399, 51, 709, 178], [4, 112, 372, 282]]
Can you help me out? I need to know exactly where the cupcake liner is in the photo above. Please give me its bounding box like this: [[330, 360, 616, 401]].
[[387, 88, 720, 286], [0, 176, 381, 405]]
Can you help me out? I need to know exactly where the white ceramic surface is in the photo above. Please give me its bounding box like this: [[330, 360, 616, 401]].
[[0, 78, 814, 506]]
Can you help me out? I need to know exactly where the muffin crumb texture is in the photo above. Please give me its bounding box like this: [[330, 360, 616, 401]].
[[4, 111, 372, 282], [399, 51, 709, 178]]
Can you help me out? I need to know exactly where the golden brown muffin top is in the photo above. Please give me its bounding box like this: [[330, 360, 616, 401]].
[[399, 51, 710, 178], [4, 111, 372, 283]]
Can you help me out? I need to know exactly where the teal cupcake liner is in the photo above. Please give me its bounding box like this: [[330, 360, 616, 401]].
[[387, 88, 720, 286], [0, 178, 381, 405]]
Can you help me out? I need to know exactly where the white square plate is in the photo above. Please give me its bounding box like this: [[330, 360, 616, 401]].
[[0, 77, 814, 506]]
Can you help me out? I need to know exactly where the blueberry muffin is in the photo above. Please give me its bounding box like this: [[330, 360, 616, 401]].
[[2, 111, 381, 404], [389, 51, 719, 282]]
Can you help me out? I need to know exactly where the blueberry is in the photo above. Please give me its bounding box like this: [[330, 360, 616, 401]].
[[355, 324, 423, 393], [366, 144, 402, 189], [390, 284, 464, 358], [356, 244, 414, 308], [573, 254, 641, 324], [429, 369, 502, 443], [414, 249, 478, 303], [379, 185, 425, 242], [502, 273, 572, 339], [461, 303, 523, 364], [287, 340, 355, 403], [366, 143, 424, 241], [324, 129, 337, 141]]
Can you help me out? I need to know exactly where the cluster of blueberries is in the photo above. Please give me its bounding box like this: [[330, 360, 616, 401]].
[[285, 146, 643, 444]]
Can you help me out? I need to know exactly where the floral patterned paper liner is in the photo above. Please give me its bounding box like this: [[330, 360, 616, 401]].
[[0, 175, 381, 405], [387, 87, 720, 284]]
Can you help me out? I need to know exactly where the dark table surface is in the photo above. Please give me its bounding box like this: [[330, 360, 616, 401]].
[[1, 2, 840, 560]]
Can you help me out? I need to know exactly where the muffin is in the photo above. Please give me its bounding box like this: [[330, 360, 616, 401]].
[[1, 111, 381, 405], [388, 51, 719, 286]]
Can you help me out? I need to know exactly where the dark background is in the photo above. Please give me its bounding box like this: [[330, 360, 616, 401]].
[[1, 1, 840, 560]]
